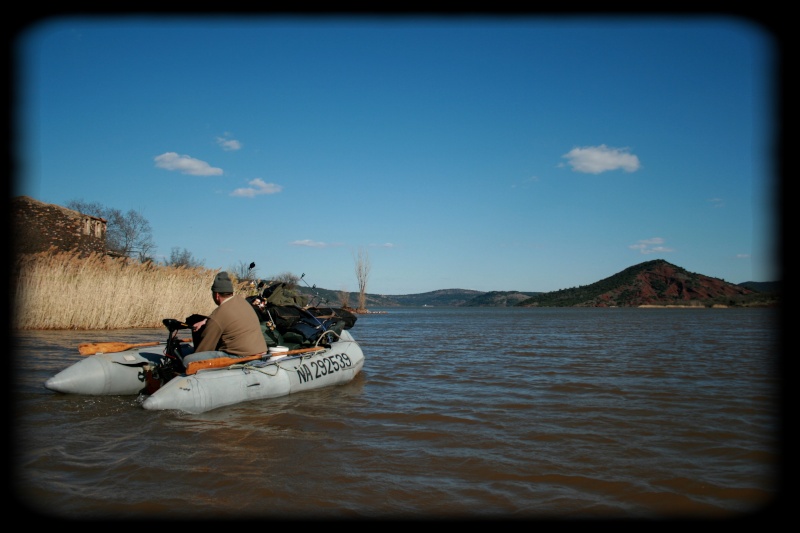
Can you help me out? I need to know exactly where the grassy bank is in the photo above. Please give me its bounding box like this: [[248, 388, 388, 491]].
[[11, 250, 246, 330]]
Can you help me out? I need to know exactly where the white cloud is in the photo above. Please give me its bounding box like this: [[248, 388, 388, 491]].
[[709, 197, 725, 208], [370, 242, 395, 248], [290, 239, 344, 248], [230, 178, 282, 198], [629, 237, 675, 254], [216, 135, 242, 151], [562, 144, 641, 174], [154, 152, 223, 176]]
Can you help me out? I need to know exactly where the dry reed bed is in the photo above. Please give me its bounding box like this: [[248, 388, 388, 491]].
[[12, 250, 231, 330]]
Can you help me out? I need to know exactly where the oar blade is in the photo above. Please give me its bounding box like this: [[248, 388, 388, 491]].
[[78, 342, 138, 355]]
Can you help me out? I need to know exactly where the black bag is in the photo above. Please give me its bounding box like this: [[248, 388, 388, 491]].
[[285, 314, 343, 346], [308, 307, 358, 330], [267, 305, 304, 330], [245, 300, 356, 348], [289, 318, 327, 343]]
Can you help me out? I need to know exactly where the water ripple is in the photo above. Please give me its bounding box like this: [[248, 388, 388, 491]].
[[12, 307, 782, 519]]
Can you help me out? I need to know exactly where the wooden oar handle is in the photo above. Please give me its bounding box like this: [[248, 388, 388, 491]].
[[185, 346, 324, 375], [78, 339, 191, 356]]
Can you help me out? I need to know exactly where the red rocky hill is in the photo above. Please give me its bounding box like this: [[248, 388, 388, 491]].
[[517, 259, 775, 308]]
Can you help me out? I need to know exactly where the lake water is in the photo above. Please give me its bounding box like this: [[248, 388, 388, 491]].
[[10, 307, 783, 520]]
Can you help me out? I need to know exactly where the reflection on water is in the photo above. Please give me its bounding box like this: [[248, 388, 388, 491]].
[[12, 307, 782, 519]]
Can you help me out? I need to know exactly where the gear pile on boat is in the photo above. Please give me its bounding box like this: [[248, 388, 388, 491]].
[[44, 279, 365, 414]]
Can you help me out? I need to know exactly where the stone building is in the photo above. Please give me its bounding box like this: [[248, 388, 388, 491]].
[[12, 195, 108, 256]]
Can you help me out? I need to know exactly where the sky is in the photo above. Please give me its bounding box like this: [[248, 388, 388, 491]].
[[11, 13, 782, 295]]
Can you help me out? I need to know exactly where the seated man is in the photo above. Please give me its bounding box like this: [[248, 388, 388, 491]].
[[182, 271, 267, 366]]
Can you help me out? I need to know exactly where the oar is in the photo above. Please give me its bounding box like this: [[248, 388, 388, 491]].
[[78, 339, 191, 356], [185, 346, 324, 375]]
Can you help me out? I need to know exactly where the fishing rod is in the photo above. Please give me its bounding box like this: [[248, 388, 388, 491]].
[[244, 262, 257, 294], [300, 273, 329, 307]]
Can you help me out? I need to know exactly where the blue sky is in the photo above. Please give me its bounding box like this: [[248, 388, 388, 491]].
[[13, 14, 781, 295]]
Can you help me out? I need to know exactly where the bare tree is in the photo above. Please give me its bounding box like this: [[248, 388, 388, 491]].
[[66, 199, 105, 219], [220, 261, 259, 295], [66, 199, 155, 260], [229, 261, 258, 285], [110, 209, 154, 259], [167, 247, 204, 268], [338, 286, 351, 309], [273, 271, 301, 286], [354, 247, 371, 312]]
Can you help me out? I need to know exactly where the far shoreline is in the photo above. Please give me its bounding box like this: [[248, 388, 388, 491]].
[[637, 304, 730, 309]]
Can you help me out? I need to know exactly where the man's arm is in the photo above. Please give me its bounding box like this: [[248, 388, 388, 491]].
[[194, 318, 223, 353]]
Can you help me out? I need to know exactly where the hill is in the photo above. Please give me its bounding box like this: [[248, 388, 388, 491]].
[[386, 289, 487, 307], [296, 260, 778, 308], [738, 280, 780, 294], [462, 290, 541, 307], [295, 287, 487, 308], [516, 259, 775, 308]]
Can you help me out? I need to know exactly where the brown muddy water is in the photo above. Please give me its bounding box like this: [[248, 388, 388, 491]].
[[10, 307, 784, 521]]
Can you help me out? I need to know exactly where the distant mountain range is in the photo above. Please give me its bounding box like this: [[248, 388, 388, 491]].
[[297, 260, 780, 308]]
